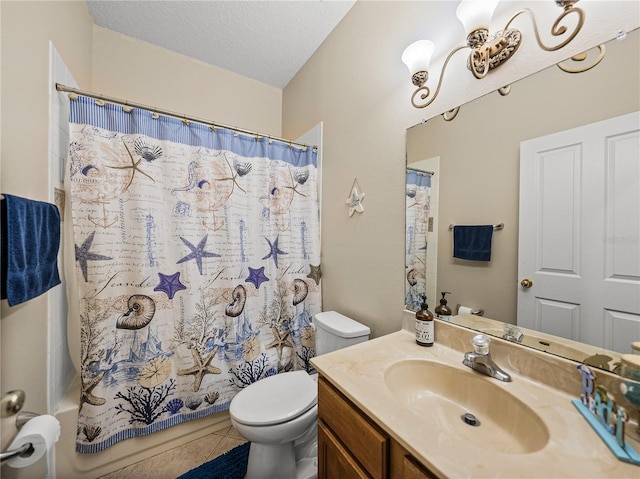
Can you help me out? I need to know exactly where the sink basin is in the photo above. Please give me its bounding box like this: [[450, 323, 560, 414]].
[[384, 359, 549, 454]]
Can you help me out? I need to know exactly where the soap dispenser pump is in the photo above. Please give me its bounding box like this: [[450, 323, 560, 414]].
[[434, 292, 452, 320], [415, 294, 434, 347]]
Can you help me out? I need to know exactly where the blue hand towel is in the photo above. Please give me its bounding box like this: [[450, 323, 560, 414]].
[[1, 194, 62, 306], [453, 225, 494, 261]]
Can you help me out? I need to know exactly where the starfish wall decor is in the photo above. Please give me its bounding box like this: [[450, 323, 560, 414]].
[[346, 178, 365, 217]]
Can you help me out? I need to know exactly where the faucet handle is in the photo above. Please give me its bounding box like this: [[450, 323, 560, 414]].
[[471, 334, 490, 355]]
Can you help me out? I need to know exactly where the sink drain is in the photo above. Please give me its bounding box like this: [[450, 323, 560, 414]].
[[461, 413, 480, 427]]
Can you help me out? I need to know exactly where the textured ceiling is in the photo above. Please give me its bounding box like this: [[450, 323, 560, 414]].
[[87, 0, 356, 89]]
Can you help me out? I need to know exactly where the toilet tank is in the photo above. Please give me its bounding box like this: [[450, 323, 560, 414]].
[[314, 311, 371, 356]]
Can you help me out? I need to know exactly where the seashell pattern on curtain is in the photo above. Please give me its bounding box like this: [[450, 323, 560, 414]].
[[67, 96, 321, 453]]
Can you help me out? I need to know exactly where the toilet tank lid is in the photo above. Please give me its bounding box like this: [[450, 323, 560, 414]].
[[314, 311, 370, 338]]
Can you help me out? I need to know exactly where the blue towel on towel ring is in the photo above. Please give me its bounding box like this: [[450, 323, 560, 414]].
[[1, 194, 62, 306], [453, 225, 494, 261]]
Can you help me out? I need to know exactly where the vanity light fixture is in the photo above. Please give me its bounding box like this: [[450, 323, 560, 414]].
[[402, 0, 586, 109]]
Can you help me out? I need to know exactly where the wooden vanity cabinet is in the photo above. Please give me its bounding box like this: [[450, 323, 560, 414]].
[[318, 376, 437, 479]]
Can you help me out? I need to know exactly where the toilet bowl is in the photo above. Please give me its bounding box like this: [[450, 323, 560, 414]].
[[229, 311, 370, 479], [230, 371, 318, 479]]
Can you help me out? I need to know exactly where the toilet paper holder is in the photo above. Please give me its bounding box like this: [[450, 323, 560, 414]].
[[0, 411, 41, 464], [456, 304, 485, 316]]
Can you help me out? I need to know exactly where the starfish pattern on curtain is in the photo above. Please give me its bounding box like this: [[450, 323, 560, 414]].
[[67, 96, 321, 452]]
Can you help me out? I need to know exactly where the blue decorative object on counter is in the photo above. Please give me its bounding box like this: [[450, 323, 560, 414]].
[[573, 364, 640, 465]]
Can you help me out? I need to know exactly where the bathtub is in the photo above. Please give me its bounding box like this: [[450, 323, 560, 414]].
[[54, 376, 231, 478]]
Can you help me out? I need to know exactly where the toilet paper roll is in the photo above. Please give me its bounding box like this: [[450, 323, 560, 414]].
[[458, 305, 474, 315], [6, 415, 61, 468]]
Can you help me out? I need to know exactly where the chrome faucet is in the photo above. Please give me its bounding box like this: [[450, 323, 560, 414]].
[[463, 334, 512, 382], [502, 323, 524, 343]]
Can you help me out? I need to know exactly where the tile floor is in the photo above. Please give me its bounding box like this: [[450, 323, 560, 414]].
[[97, 426, 248, 479]]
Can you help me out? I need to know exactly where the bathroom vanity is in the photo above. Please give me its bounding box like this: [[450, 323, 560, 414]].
[[311, 319, 640, 478]]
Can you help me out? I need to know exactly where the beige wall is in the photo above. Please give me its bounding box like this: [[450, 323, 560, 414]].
[[92, 26, 282, 137], [407, 29, 640, 323], [1, 2, 93, 478], [282, 1, 640, 338]]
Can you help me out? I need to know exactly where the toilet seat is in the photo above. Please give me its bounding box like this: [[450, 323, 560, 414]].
[[230, 370, 317, 426]]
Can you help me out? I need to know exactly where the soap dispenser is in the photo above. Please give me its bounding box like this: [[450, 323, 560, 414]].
[[434, 292, 452, 320], [415, 294, 434, 347]]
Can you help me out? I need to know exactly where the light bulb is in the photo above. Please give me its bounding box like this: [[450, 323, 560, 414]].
[[456, 0, 499, 36]]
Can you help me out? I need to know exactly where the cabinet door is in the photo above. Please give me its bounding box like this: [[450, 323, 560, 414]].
[[318, 421, 370, 479], [390, 440, 438, 479], [318, 377, 388, 478], [402, 455, 436, 479]]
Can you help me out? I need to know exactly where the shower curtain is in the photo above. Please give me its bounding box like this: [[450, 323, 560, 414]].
[[67, 96, 321, 453], [405, 170, 431, 311]]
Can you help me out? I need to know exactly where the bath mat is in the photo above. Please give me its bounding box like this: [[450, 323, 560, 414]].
[[178, 442, 250, 479]]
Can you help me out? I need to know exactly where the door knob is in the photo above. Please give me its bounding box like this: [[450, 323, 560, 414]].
[[520, 279, 533, 288], [1, 390, 25, 417]]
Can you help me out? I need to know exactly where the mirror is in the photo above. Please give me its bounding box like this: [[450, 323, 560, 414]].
[[406, 29, 640, 375]]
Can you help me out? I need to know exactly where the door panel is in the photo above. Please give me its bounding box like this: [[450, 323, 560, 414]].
[[535, 298, 579, 339], [518, 112, 640, 352], [537, 144, 581, 275]]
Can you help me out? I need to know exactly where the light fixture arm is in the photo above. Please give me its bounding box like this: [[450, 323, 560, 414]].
[[411, 45, 468, 109], [501, 5, 585, 53], [557, 44, 605, 73]]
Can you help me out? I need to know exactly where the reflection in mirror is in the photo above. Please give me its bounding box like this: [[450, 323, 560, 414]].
[[405, 164, 439, 312], [406, 29, 640, 375]]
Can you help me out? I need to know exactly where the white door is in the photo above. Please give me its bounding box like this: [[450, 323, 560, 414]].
[[517, 112, 640, 352]]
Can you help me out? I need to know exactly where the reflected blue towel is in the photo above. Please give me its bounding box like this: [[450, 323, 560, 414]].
[[1, 194, 61, 306], [453, 225, 494, 261]]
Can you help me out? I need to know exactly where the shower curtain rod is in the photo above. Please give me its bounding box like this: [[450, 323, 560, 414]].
[[55, 83, 317, 151], [406, 167, 435, 176]]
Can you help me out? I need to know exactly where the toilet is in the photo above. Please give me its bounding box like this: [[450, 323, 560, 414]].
[[229, 311, 371, 479]]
